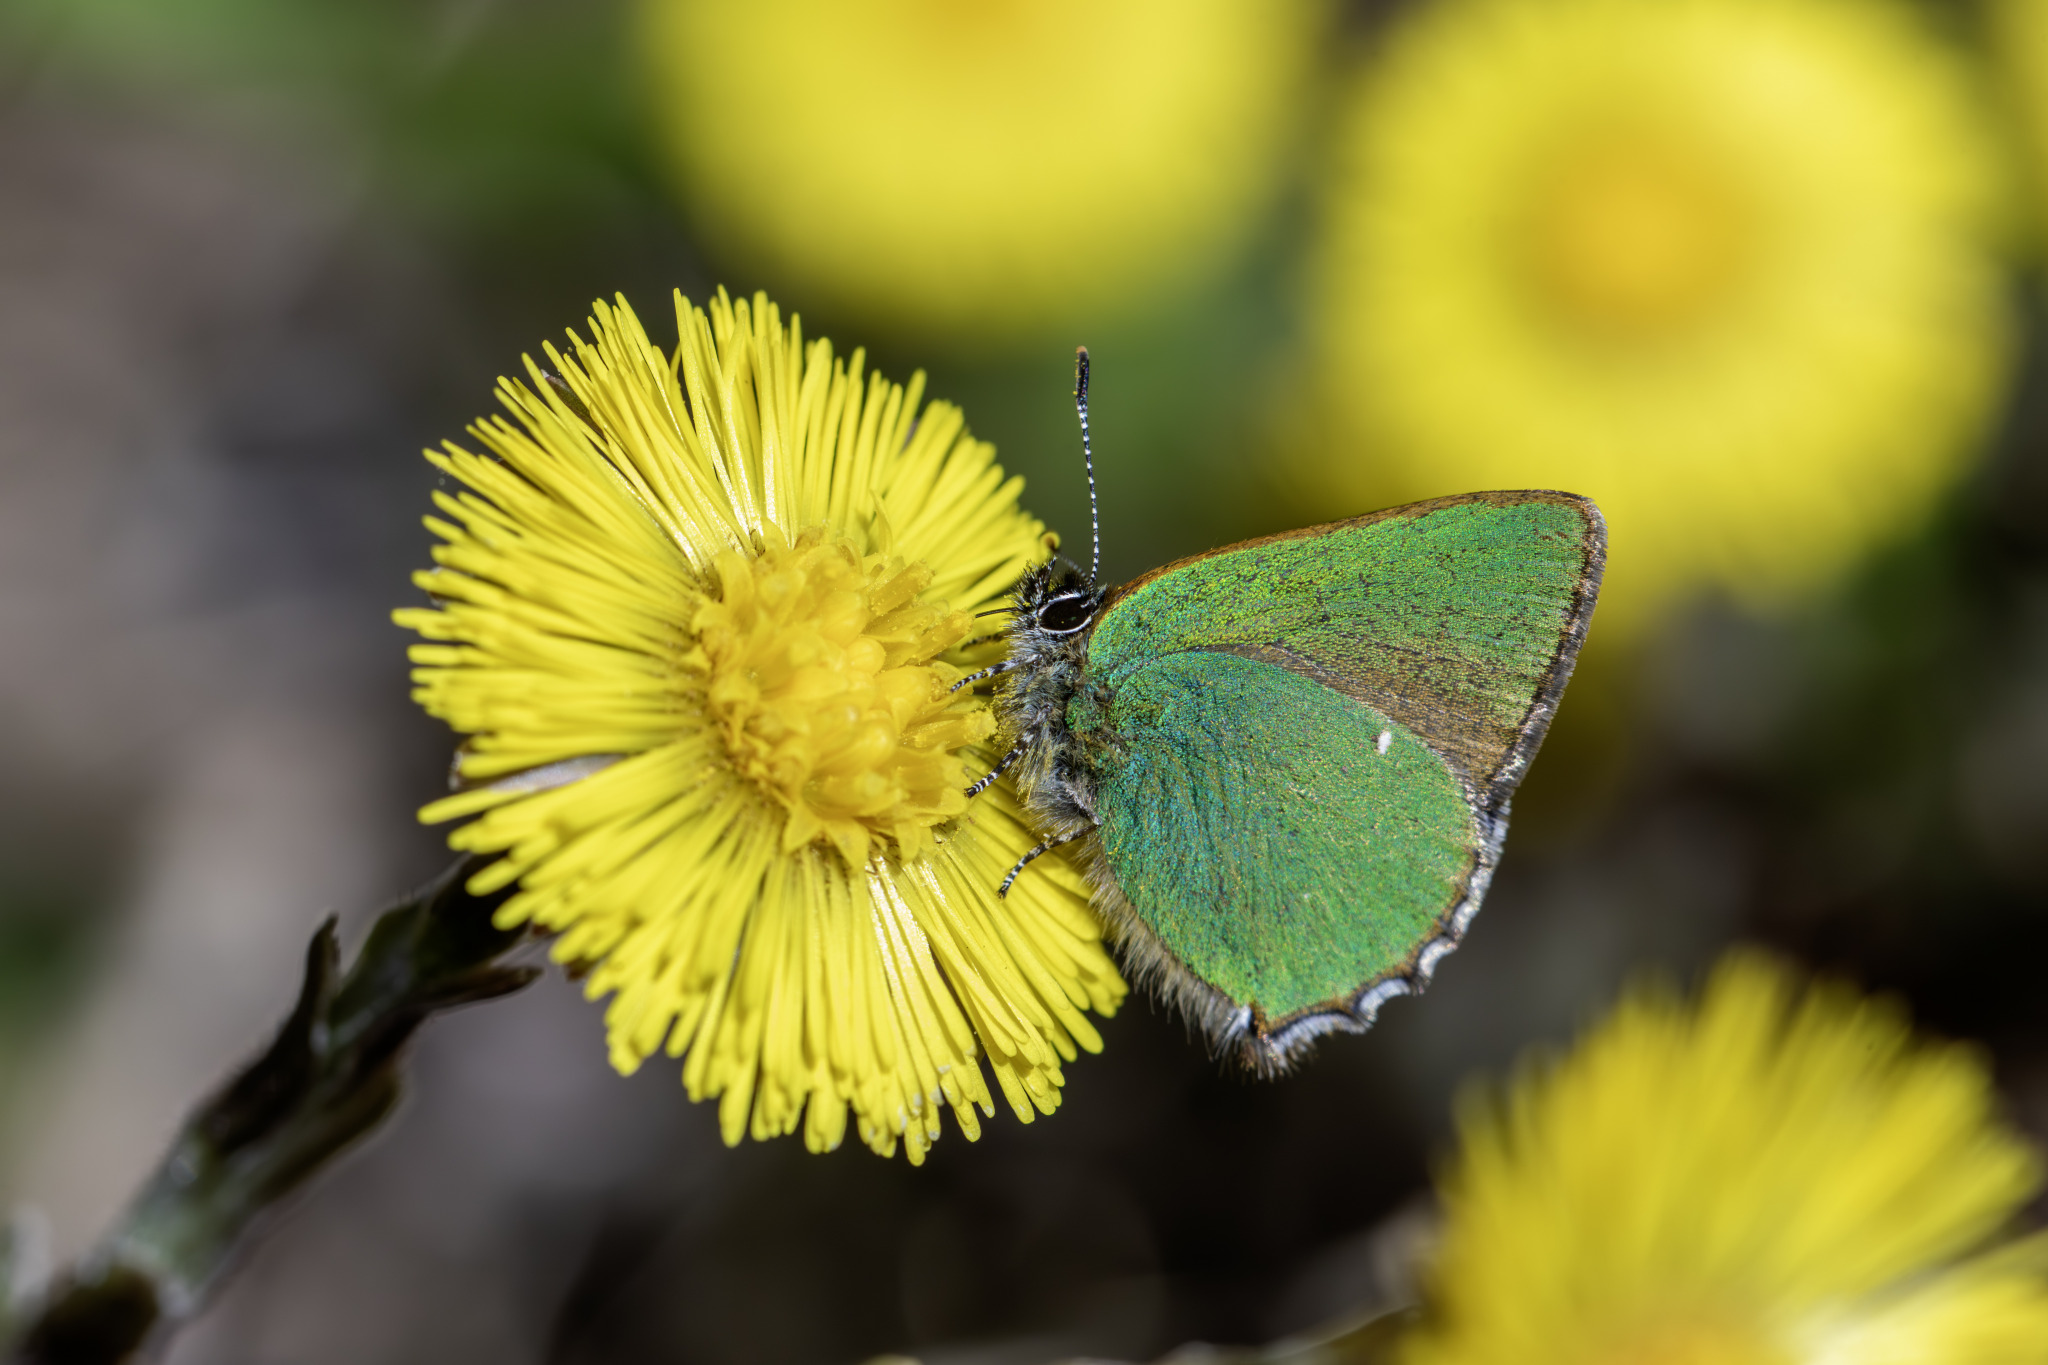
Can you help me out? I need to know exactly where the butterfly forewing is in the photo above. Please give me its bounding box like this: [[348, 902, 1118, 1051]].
[[1090, 491, 1604, 806]]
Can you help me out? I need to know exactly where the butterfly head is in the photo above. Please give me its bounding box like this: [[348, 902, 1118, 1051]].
[[960, 348, 1114, 895], [998, 559, 1105, 683], [1018, 558, 1105, 635]]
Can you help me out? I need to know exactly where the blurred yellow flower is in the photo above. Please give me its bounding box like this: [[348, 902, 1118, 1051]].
[[1306, 0, 2012, 636], [1994, 0, 2048, 239], [1403, 952, 2048, 1365], [638, 0, 1322, 342], [395, 288, 1125, 1162]]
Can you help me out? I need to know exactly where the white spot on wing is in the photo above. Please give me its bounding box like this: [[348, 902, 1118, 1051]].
[[1376, 729, 1392, 755]]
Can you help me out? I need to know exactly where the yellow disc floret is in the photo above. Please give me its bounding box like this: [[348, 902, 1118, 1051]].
[[1589, 1318, 1789, 1365], [696, 529, 991, 868], [1525, 128, 1751, 340]]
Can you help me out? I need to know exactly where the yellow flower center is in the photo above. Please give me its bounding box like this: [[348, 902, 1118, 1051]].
[[694, 527, 993, 870], [1526, 130, 1749, 340], [1595, 1312, 1792, 1365]]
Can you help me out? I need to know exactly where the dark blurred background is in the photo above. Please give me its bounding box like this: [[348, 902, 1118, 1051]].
[[0, 0, 2044, 1362]]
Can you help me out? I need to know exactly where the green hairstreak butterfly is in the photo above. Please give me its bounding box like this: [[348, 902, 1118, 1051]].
[[960, 350, 1605, 1072]]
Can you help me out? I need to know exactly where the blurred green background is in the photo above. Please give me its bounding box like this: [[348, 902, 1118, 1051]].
[[1, 0, 2046, 1361]]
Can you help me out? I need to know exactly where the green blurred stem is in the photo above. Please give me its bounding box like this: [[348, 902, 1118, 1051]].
[[1, 860, 539, 1365]]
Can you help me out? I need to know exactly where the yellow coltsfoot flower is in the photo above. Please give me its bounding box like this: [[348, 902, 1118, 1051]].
[[395, 288, 1126, 1162], [1403, 952, 2048, 1365], [637, 0, 1324, 342], [1306, 0, 2014, 637], [1993, 0, 2048, 247]]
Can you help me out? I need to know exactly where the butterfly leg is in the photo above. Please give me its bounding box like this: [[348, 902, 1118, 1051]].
[[998, 827, 1090, 899], [965, 737, 1028, 798], [948, 659, 1017, 694]]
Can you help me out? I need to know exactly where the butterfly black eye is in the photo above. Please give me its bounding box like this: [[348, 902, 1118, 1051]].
[[1036, 594, 1096, 635]]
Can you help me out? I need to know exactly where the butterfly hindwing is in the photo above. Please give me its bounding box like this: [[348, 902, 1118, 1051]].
[[1081, 650, 1480, 1040]]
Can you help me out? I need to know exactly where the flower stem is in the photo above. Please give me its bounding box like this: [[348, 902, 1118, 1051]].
[[2, 859, 539, 1365]]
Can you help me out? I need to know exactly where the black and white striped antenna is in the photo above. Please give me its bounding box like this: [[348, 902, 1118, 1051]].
[[1075, 346, 1101, 585]]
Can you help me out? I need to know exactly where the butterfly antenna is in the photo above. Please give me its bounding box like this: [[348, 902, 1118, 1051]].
[[1075, 346, 1101, 586]]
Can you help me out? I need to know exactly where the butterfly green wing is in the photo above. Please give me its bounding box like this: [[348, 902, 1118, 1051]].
[[1076, 491, 1604, 1067], [1091, 491, 1604, 806], [1081, 649, 1484, 1061]]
